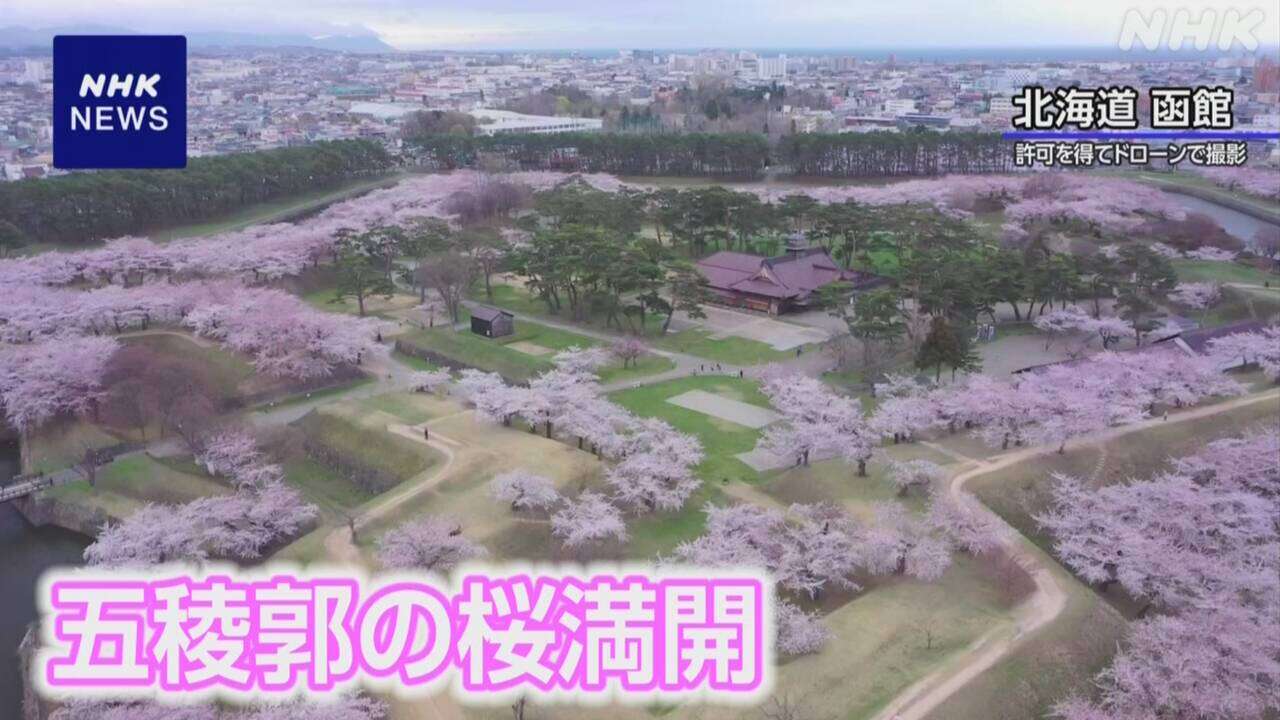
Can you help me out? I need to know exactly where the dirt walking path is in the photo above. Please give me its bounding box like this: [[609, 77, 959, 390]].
[[320, 420, 462, 566], [871, 388, 1279, 720], [318, 418, 469, 720]]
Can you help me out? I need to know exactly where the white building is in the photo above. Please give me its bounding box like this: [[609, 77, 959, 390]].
[[759, 55, 788, 80], [469, 109, 603, 135]]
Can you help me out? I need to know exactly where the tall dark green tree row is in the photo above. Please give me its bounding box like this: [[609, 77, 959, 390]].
[[411, 132, 770, 178], [777, 131, 1012, 177], [0, 139, 392, 246], [412, 130, 1011, 179]]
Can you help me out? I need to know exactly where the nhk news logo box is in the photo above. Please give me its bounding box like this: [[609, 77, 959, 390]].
[[53, 35, 187, 169]]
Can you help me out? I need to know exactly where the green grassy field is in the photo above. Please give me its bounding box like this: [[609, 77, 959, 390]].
[[41, 453, 231, 522], [761, 444, 955, 518], [650, 327, 800, 364], [300, 286, 423, 320], [925, 543, 1128, 720], [609, 375, 773, 484], [281, 456, 376, 514], [293, 408, 439, 493], [482, 283, 798, 365], [397, 310, 675, 383], [1173, 259, 1280, 286], [24, 420, 122, 475]]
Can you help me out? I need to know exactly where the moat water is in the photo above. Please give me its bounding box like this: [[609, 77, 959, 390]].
[[0, 441, 89, 717]]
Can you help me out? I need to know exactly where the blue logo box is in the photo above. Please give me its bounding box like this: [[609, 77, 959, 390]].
[[53, 35, 187, 169]]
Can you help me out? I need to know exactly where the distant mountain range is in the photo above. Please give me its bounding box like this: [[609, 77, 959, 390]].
[[0, 25, 396, 53]]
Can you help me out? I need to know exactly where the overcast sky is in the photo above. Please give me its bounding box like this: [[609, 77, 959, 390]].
[[8, 0, 1279, 51]]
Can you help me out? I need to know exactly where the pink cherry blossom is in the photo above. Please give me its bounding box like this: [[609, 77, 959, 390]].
[[375, 515, 488, 572], [488, 470, 561, 511], [550, 491, 627, 549]]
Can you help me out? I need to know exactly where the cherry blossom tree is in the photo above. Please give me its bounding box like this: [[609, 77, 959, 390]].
[[550, 491, 627, 551], [488, 470, 561, 511], [776, 502, 864, 599], [606, 417, 703, 513], [519, 368, 600, 438], [85, 467, 316, 567], [0, 335, 118, 432], [675, 501, 864, 599], [1171, 425, 1279, 498], [83, 503, 210, 567], [960, 374, 1042, 450], [1054, 601, 1280, 720], [556, 392, 632, 456], [238, 695, 389, 720], [1036, 470, 1277, 612], [1207, 325, 1280, 381], [1184, 246, 1238, 262], [1019, 363, 1148, 453], [775, 600, 832, 657], [51, 703, 219, 720], [551, 345, 611, 377], [862, 502, 952, 581], [610, 336, 650, 369], [457, 369, 525, 426], [926, 492, 1004, 555], [376, 515, 488, 572], [887, 459, 946, 497], [760, 373, 876, 473], [197, 429, 267, 480], [1195, 166, 1280, 201], [1170, 281, 1221, 310], [1033, 305, 1131, 354], [52, 695, 388, 720]]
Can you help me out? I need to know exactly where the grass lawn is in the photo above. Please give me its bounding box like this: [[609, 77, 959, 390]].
[[924, 543, 1128, 720], [41, 453, 230, 522], [24, 420, 123, 475], [292, 407, 440, 494], [761, 444, 956, 521], [391, 351, 441, 371], [609, 376, 772, 484], [397, 310, 675, 383], [119, 332, 254, 398], [483, 282, 797, 365], [281, 456, 375, 514], [301, 287, 422, 320], [341, 405, 605, 567], [1196, 284, 1280, 329], [786, 553, 1018, 720], [356, 391, 454, 425], [651, 327, 799, 365], [1173, 259, 1280, 286], [150, 174, 407, 241], [249, 376, 376, 411]]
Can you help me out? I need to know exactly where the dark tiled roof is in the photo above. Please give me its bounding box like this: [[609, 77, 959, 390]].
[[696, 248, 883, 300], [470, 305, 513, 322], [1153, 319, 1265, 354]]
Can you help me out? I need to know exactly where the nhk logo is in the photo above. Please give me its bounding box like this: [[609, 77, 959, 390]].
[[53, 35, 187, 169], [72, 73, 170, 132]]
